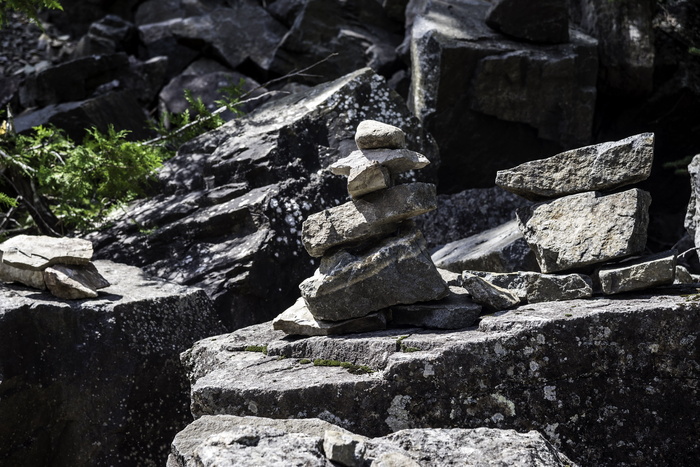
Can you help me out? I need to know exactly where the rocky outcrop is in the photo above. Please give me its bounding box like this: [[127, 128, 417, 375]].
[[0, 260, 225, 466], [685, 153, 700, 251], [168, 415, 576, 467], [182, 291, 700, 466], [486, 0, 569, 44]]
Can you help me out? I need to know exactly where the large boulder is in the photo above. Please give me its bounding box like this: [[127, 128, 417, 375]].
[[0, 260, 225, 466], [182, 291, 700, 466], [409, 0, 598, 192], [89, 68, 439, 330], [684, 154, 700, 251], [486, 0, 569, 44]]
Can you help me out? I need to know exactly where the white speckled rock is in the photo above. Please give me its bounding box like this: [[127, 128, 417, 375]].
[[329, 148, 430, 177], [596, 252, 676, 295], [355, 120, 407, 150]]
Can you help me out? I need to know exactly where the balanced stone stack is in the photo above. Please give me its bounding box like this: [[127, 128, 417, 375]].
[[0, 235, 109, 299], [462, 133, 680, 310], [273, 120, 454, 336]]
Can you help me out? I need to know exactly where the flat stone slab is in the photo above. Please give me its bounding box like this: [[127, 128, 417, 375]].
[[497, 133, 654, 200], [43, 263, 110, 299], [302, 182, 438, 258], [0, 235, 93, 270], [182, 290, 700, 466], [462, 271, 593, 305], [329, 148, 430, 177], [390, 286, 482, 330], [516, 189, 651, 273], [595, 252, 677, 295], [355, 120, 407, 150]]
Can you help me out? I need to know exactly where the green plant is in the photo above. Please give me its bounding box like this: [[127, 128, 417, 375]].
[[299, 358, 312, 364], [0, 0, 63, 27], [244, 345, 268, 354], [312, 358, 374, 375], [395, 335, 419, 352]]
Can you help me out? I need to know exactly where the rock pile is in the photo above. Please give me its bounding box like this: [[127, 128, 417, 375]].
[[456, 132, 683, 311], [273, 120, 471, 336], [0, 234, 109, 299]]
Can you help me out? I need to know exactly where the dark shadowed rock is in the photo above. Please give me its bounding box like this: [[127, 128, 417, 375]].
[[684, 154, 700, 251], [516, 189, 651, 273], [182, 291, 700, 466], [595, 252, 677, 295], [486, 0, 569, 44], [496, 133, 654, 200], [0, 260, 225, 466], [390, 286, 482, 330]]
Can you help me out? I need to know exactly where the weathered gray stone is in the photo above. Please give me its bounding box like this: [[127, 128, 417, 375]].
[[496, 133, 655, 200], [684, 154, 700, 251], [324, 430, 368, 467], [437, 268, 461, 286], [300, 227, 448, 321], [301, 183, 437, 258], [460, 271, 530, 302], [329, 148, 430, 177], [0, 235, 93, 270], [674, 265, 695, 284], [525, 272, 593, 303], [347, 162, 392, 198], [390, 286, 481, 330], [371, 451, 420, 467], [596, 252, 677, 295], [516, 189, 651, 273], [355, 120, 407, 150], [461, 272, 520, 311], [0, 261, 46, 289], [182, 292, 700, 466], [486, 0, 569, 44], [43, 263, 110, 300], [431, 220, 539, 273], [273, 297, 389, 336]]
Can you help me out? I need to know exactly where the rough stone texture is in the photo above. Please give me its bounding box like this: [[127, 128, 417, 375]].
[[431, 220, 539, 273], [684, 154, 700, 251], [301, 183, 437, 258], [0, 260, 225, 466], [486, 0, 569, 44], [183, 291, 700, 466], [324, 430, 368, 467], [273, 297, 389, 336], [329, 148, 430, 177], [390, 286, 482, 330], [461, 272, 520, 311], [0, 235, 93, 270], [43, 263, 110, 300], [409, 0, 597, 191], [90, 68, 440, 330], [496, 133, 655, 200], [355, 120, 407, 150], [675, 265, 694, 285], [596, 252, 677, 295], [516, 189, 651, 273], [525, 272, 593, 303], [459, 271, 530, 302], [300, 227, 449, 321], [347, 162, 393, 198], [0, 261, 46, 289]]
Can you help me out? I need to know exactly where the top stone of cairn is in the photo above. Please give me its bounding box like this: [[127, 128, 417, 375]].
[[0, 235, 93, 270], [496, 133, 654, 200], [354, 120, 407, 150]]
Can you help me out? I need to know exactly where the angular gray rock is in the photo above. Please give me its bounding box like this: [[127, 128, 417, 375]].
[[461, 270, 593, 304], [355, 120, 407, 150], [301, 183, 437, 258], [0, 235, 93, 270], [300, 227, 448, 321], [0, 260, 225, 466], [347, 162, 392, 198], [516, 189, 651, 273], [182, 292, 700, 466], [43, 263, 110, 300], [431, 220, 539, 273], [324, 430, 368, 467], [461, 271, 530, 302], [595, 252, 677, 295], [273, 297, 389, 336], [496, 133, 655, 200], [684, 154, 700, 250], [460, 272, 520, 311], [0, 261, 45, 289], [390, 286, 482, 330], [486, 0, 569, 44], [674, 265, 695, 285], [329, 148, 430, 177]]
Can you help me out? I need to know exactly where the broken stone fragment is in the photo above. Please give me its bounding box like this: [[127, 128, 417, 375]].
[[496, 133, 654, 200], [674, 265, 695, 285], [300, 227, 449, 321], [302, 183, 437, 257], [486, 0, 570, 44], [461, 270, 592, 304], [347, 161, 392, 198], [0, 260, 46, 289], [323, 430, 368, 467], [43, 263, 111, 300], [0, 235, 93, 270], [329, 148, 430, 177], [390, 286, 482, 330], [460, 272, 520, 311], [595, 252, 677, 295], [272, 297, 389, 336], [516, 189, 651, 273], [354, 120, 407, 150], [460, 271, 530, 302]]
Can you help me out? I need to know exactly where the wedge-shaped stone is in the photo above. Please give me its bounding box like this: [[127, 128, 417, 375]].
[[0, 235, 93, 270], [355, 120, 407, 150], [596, 252, 676, 295], [329, 149, 430, 177], [516, 189, 651, 273], [461, 272, 520, 311], [43, 263, 110, 300], [302, 183, 437, 258], [300, 227, 449, 321], [391, 286, 482, 330], [462, 270, 593, 304], [272, 297, 389, 336], [0, 261, 46, 289], [497, 133, 654, 200], [347, 161, 392, 198]]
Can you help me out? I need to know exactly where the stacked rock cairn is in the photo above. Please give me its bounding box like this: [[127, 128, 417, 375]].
[[0, 235, 109, 299], [460, 133, 683, 310], [273, 120, 467, 336]]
